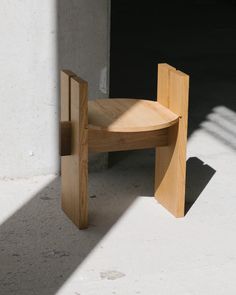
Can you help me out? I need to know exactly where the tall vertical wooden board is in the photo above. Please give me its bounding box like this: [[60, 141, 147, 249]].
[[70, 77, 88, 229], [155, 64, 189, 217], [61, 70, 75, 221], [60, 70, 75, 156], [60, 70, 76, 121], [61, 71, 88, 229], [156, 63, 176, 107]]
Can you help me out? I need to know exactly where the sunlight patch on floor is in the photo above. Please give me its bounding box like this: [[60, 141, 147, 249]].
[[56, 106, 236, 295]]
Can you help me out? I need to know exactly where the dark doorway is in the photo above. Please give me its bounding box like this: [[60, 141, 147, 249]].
[[109, 0, 236, 135], [109, 0, 236, 177]]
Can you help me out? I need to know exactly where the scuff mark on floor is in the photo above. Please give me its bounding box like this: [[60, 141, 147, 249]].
[[100, 270, 126, 280]]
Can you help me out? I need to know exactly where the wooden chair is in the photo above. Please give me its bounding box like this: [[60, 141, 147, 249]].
[[60, 63, 189, 229]]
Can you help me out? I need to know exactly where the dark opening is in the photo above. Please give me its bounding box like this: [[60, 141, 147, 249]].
[[109, 0, 236, 165], [110, 0, 236, 134]]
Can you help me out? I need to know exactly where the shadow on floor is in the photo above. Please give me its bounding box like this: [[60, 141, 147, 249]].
[[109, 151, 217, 215], [185, 157, 216, 214], [0, 152, 154, 295], [0, 179, 133, 295], [0, 151, 216, 294]]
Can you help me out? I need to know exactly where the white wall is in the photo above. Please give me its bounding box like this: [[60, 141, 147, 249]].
[[0, 0, 110, 178]]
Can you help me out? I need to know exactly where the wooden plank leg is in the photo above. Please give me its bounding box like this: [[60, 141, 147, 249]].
[[155, 64, 189, 217], [60, 71, 88, 229]]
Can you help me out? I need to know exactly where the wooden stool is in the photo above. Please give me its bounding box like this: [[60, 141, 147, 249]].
[[60, 63, 189, 229]]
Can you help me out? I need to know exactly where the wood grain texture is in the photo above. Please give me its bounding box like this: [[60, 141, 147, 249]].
[[60, 121, 71, 156], [60, 63, 188, 229], [61, 70, 74, 225], [88, 128, 168, 153], [88, 99, 179, 132], [156, 63, 176, 108], [61, 71, 88, 229], [155, 64, 189, 217], [60, 70, 75, 156], [60, 70, 76, 121]]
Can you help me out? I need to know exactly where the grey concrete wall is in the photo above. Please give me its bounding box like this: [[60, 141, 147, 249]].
[[0, 0, 110, 178], [58, 0, 110, 99], [58, 0, 111, 171]]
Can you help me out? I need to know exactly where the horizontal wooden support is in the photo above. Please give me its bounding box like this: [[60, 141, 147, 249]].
[[60, 121, 71, 156], [88, 128, 168, 153], [61, 123, 170, 154]]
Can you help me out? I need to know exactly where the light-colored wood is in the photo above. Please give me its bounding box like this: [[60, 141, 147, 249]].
[[60, 70, 76, 121], [71, 77, 88, 229], [156, 63, 176, 108], [61, 71, 88, 229], [60, 121, 71, 156], [61, 70, 74, 225], [60, 70, 76, 156], [60, 63, 189, 229], [155, 64, 189, 217], [89, 128, 168, 153], [88, 99, 179, 132]]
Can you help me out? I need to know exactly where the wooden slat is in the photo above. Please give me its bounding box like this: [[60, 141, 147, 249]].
[[60, 121, 71, 156], [71, 77, 88, 229], [61, 73, 88, 229], [60, 70, 75, 156], [88, 128, 168, 153], [61, 70, 74, 223], [157, 63, 176, 108], [155, 64, 189, 217], [60, 70, 76, 121]]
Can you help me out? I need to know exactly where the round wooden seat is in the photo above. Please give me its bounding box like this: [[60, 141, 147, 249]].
[[88, 98, 179, 132]]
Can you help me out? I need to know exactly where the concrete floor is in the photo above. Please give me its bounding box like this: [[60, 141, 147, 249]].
[[0, 107, 236, 295]]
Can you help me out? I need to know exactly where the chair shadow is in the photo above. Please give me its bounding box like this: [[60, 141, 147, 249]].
[[0, 180, 129, 294], [0, 153, 215, 294], [0, 155, 154, 295], [185, 157, 216, 214]]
